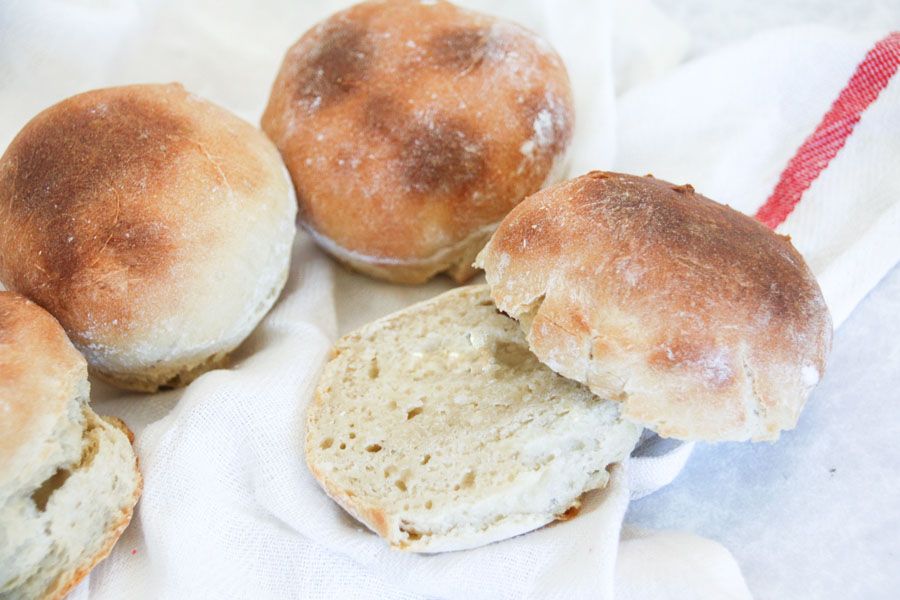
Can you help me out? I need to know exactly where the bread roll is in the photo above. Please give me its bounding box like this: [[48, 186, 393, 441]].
[[0, 292, 141, 599], [263, 0, 574, 283], [0, 83, 297, 391], [306, 285, 640, 552], [477, 171, 832, 441]]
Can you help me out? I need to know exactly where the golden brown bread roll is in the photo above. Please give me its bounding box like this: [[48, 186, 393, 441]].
[[0, 84, 297, 391], [262, 0, 574, 283], [477, 171, 832, 441]]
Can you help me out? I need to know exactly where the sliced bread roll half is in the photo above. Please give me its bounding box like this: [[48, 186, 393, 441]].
[[306, 285, 640, 552], [0, 292, 141, 600]]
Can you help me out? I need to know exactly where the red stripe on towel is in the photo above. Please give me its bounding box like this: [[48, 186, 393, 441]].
[[755, 32, 900, 228]]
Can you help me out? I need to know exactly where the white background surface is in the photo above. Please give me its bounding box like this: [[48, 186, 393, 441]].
[[1, 0, 899, 598]]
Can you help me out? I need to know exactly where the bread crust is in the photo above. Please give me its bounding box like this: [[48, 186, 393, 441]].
[[90, 348, 233, 393], [0, 84, 296, 391], [478, 171, 832, 441], [307, 221, 495, 284], [263, 0, 573, 282]]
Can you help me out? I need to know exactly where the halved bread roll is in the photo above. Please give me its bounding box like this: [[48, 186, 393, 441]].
[[0, 292, 141, 599], [306, 285, 640, 552], [306, 171, 833, 552]]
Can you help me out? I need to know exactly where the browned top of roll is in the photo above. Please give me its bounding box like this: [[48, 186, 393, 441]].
[[262, 0, 574, 264], [0, 292, 86, 472], [478, 171, 832, 441], [0, 83, 294, 379]]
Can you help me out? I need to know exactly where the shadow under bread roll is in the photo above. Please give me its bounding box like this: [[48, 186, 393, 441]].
[[0, 84, 297, 392], [0, 292, 141, 600]]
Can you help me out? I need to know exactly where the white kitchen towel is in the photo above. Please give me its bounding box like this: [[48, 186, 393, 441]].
[[615, 527, 753, 600], [2, 0, 898, 598], [82, 236, 742, 600]]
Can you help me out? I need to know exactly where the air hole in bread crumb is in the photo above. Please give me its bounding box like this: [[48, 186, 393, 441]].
[[31, 468, 71, 511], [406, 407, 424, 420], [349, 432, 356, 439], [365, 444, 382, 453], [425, 500, 433, 509], [78, 424, 101, 468], [320, 438, 334, 449], [368, 358, 380, 379], [421, 454, 431, 465], [477, 299, 493, 306], [494, 341, 531, 367], [339, 442, 346, 450], [461, 471, 476, 488], [395, 480, 408, 492], [400, 523, 423, 541]]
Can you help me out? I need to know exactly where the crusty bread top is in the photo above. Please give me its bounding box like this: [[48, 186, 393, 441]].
[[477, 171, 832, 441], [262, 0, 573, 267], [0, 292, 86, 490], [0, 83, 296, 379]]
